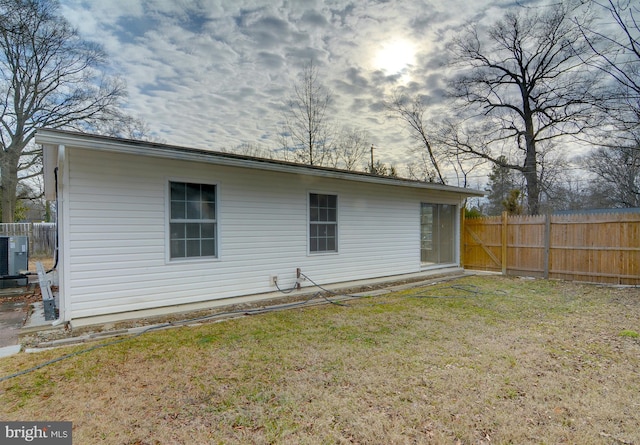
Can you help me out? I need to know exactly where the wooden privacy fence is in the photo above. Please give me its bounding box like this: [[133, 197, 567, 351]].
[[463, 211, 640, 285], [0, 223, 56, 256]]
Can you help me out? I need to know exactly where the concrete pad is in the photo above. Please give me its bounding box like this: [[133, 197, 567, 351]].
[[24, 302, 48, 328], [0, 298, 27, 348], [20, 302, 63, 337], [350, 289, 391, 297], [0, 344, 21, 358], [0, 288, 28, 298]]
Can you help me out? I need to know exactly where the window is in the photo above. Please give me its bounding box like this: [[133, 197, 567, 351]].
[[169, 181, 217, 259], [309, 193, 337, 253]]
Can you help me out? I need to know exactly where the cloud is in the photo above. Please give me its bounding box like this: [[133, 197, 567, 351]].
[[256, 51, 286, 69], [58, 0, 549, 170], [300, 10, 329, 27], [240, 15, 297, 49]]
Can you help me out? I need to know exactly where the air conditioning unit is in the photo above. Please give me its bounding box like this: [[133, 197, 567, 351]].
[[0, 236, 29, 276]]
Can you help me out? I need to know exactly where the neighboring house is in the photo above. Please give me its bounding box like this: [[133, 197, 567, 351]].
[[36, 129, 484, 327]]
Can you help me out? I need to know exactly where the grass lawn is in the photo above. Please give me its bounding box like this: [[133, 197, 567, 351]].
[[1, 275, 639, 444]]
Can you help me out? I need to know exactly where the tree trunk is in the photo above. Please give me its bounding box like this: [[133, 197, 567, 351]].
[[522, 92, 540, 215], [523, 140, 540, 215], [1, 153, 20, 223]]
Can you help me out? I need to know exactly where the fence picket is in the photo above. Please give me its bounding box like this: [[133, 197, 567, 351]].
[[464, 210, 640, 285]]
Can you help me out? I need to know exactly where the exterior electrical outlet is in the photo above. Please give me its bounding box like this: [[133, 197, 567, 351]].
[[270, 276, 278, 286]]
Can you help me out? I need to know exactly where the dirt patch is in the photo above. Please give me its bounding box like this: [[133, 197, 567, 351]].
[[27, 255, 55, 274]]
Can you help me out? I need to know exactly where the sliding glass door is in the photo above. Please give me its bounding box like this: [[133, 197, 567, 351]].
[[420, 203, 456, 265]]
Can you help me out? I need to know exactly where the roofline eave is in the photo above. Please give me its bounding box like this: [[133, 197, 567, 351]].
[[35, 128, 486, 197]]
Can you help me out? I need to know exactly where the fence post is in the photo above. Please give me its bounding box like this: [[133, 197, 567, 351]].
[[501, 211, 508, 275], [543, 214, 551, 279]]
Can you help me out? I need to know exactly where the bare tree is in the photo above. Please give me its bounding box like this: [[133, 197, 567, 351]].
[[573, 1, 640, 210], [578, 0, 640, 132], [549, 177, 594, 211], [220, 142, 275, 159], [447, 2, 601, 214], [584, 141, 640, 207], [386, 94, 445, 183], [91, 114, 154, 141], [405, 160, 437, 182], [281, 61, 332, 166], [536, 147, 578, 212], [328, 127, 370, 171], [0, 0, 127, 221], [431, 119, 489, 188]]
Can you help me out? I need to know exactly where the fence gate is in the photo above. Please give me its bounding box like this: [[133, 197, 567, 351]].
[[463, 215, 507, 274]]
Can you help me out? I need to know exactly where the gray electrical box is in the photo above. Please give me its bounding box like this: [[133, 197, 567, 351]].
[[0, 236, 29, 276]]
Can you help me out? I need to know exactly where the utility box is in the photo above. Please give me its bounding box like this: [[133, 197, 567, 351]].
[[0, 236, 29, 276]]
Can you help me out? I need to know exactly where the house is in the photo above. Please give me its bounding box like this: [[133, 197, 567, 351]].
[[36, 129, 484, 327]]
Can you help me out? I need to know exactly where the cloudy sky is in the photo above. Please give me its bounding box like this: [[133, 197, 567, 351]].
[[58, 0, 546, 183]]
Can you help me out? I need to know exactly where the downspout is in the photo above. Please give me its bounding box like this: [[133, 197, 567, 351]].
[[459, 198, 465, 269], [47, 167, 59, 273], [51, 144, 69, 326]]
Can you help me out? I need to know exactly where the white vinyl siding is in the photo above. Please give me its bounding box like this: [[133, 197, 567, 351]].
[[63, 147, 463, 320]]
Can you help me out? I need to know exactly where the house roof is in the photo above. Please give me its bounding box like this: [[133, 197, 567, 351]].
[[36, 128, 485, 197]]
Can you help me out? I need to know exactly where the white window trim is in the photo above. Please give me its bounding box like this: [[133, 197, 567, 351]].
[[307, 191, 339, 255], [165, 178, 221, 264]]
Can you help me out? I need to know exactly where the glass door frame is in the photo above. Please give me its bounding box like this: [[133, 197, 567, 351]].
[[420, 202, 459, 268]]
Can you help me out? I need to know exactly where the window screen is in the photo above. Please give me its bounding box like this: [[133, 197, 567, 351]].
[[170, 182, 217, 259], [309, 193, 337, 253]]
